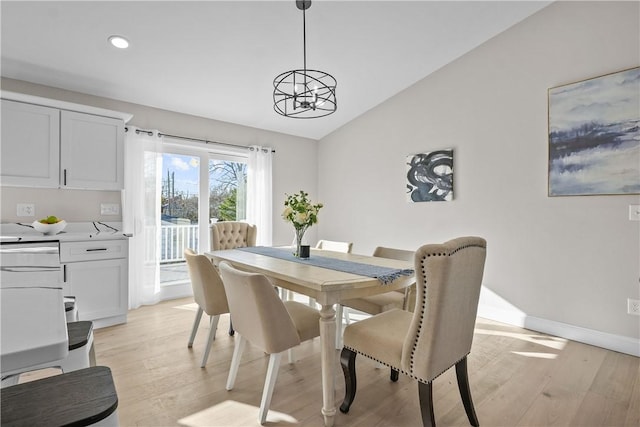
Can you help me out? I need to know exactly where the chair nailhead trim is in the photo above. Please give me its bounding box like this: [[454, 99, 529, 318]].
[[344, 345, 469, 384], [409, 242, 485, 376]]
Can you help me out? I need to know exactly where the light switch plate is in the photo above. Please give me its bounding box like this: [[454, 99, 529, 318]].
[[101, 203, 120, 215], [629, 205, 640, 221], [17, 203, 35, 217]]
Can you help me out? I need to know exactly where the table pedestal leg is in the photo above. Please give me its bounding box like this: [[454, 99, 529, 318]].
[[319, 304, 337, 427]]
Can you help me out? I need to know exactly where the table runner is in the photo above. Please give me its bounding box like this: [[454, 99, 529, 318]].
[[238, 246, 414, 285]]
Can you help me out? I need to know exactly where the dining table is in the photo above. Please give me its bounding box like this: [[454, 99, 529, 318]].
[[206, 246, 414, 427]]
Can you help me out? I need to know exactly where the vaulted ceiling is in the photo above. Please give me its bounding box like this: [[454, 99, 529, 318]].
[[1, 1, 551, 139]]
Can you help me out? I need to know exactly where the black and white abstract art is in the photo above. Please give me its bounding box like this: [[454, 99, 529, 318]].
[[548, 67, 640, 196], [406, 149, 453, 202]]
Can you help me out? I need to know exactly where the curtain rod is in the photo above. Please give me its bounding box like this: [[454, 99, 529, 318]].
[[124, 127, 275, 153]]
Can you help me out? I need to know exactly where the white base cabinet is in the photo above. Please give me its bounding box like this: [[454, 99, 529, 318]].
[[61, 239, 128, 329]]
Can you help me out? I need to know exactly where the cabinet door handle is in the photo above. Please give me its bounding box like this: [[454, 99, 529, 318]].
[[63, 264, 67, 282], [63, 169, 67, 185], [86, 248, 108, 252]]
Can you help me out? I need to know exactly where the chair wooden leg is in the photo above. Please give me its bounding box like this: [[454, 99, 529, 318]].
[[418, 381, 435, 427], [200, 315, 220, 368], [226, 334, 246, 390], [390, 368, 399, 382], [228, 317, 235, 336], [339, 348, 357, 413], [335, 304, 344, 349], [188, 306, 204, 348], [455, 357, 479, 427], [259, 353, 282, 425]]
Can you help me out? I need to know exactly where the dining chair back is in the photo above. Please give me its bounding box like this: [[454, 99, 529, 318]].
[[210, 221, 257, 251], [184, 248, 230, 368], [218, 261, 320, 425], [340, 236, 487, 427], [315, 239, 353, 253]]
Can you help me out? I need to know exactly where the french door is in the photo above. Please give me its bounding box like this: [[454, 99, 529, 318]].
[[158, 144, 247, 286]]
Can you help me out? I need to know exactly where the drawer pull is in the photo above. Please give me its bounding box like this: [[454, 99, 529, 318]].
[[86, 248, 108, 252]]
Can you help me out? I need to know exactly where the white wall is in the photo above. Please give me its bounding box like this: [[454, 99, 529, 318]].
[[317, 1, 640, 354], [0, 78, 320, 245]]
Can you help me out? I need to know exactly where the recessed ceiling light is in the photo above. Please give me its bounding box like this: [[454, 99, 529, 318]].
[[108, 35, 129, 49]]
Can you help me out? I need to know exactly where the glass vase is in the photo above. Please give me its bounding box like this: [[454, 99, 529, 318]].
[[294, 226, 308, 257]]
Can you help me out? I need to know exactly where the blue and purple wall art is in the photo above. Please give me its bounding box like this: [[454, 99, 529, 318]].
[[548, 67, 640, 196]]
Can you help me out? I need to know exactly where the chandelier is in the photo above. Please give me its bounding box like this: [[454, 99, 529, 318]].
[[273, 0, 337, 118]]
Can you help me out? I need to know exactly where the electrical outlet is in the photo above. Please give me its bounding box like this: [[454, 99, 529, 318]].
[[17, 203, 35, 217], [628, 298, 640, 316], [629, 205, 640, 221], [100, 203, 120, 215]]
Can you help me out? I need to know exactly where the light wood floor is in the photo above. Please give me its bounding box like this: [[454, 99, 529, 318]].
[[88, 297, 639, 427]]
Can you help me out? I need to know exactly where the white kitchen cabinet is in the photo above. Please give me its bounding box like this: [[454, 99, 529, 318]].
[[60, 111, 124, 190], [1, 92, 131, 190], [61, 239, 128, 329], [0, 99, 60, 187]]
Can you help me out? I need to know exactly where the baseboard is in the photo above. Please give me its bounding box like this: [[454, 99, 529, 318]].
[[159, 281, 193, 301], [477, 305, 640, 357], [91, 314, 127, 330]]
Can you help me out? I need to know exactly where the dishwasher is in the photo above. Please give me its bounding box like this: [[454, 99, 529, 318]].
[[0, 241, 69, 381]]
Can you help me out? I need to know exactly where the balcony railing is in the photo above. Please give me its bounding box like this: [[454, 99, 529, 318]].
[[160, 224, 199, 263]]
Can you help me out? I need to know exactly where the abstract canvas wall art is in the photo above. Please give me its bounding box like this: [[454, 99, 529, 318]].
[[406, 149, 453, 202], [548, 67, 640, 196]]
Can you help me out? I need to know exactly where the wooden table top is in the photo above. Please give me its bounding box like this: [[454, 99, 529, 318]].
[[206, 248, 414, 304]]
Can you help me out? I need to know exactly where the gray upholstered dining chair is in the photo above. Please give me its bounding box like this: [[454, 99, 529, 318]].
[[218, 261, 321, 425], [184, 248, 230, 368], [339, 236, 487, 427], [210, 221, 257, 251], [335, 246, 415, 349]]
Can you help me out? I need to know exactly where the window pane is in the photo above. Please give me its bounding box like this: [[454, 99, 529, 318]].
[[160, 153, 199, 285], [208, 159, 247, 222]]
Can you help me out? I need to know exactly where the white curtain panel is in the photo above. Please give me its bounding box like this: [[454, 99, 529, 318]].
[[247, 146, 273, 246], [123, 128, 163, 309]]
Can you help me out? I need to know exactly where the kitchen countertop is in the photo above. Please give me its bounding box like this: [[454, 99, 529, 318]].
[[0, 222, 131, 243]]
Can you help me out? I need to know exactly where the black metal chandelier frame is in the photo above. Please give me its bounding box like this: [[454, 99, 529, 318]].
[[273, 0, 337, 118]]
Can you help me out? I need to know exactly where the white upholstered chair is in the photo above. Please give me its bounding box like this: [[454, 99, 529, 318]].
[[210, 221, 257, 251], [218, 261, 320, 425], [315, 239, 353, 253], [209, 221, 257, 334], [336, 246, 415, 348], [184, 248, 230, 368], [339, 237, 487, 427]]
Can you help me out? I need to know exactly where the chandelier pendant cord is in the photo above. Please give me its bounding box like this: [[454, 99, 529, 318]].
[[303, 6, 307, 73]]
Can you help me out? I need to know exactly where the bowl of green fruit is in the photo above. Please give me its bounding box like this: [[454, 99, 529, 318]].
[[32, 216, 67, 235]]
